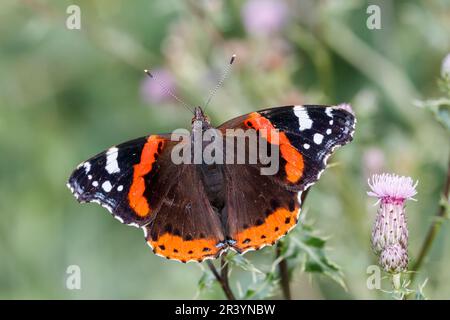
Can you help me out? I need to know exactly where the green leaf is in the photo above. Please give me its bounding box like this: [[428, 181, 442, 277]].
[[303, 235, 326, 248], [305, 261, 323, 273], [414, 98, 450, 133], [226, 252, 263, 274], [438, 75, 450, 96], [241, 271, 279, 300], [286, 221, 347, 290], [414, 279, 429, 300], [243, 289, 256, 299], [196, 264, 216, 297]]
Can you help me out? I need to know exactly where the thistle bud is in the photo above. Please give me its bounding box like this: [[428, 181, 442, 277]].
[[368, 173, 418, 273], [370, 198, 408, 255], [379, 244, 409, 274]]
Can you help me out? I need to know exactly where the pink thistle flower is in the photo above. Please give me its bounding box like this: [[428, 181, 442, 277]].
[[368, 173, 418, 204], [368, 173, 418, 274]]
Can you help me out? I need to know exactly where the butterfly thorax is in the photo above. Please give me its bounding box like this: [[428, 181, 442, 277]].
[[191, 107, 226, 213], [192, 106, 211, 131]]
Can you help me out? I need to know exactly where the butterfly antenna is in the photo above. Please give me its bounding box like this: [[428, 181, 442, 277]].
[[144, 69, 194, 114], [203, 54, 236, 112]]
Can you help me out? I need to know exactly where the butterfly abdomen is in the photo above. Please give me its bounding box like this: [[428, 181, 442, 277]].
[[198, 163, 226, 212]]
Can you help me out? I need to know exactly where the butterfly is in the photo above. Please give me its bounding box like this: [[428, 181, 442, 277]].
[[67, 104, 355, 263]]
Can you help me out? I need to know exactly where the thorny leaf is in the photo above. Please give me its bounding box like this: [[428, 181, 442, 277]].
[[284, 221, 346, 290], [241, 271, 279, 300], [195, 264, 216, 298], [414, 279, 429, 300], [225, 251, 263, 275]]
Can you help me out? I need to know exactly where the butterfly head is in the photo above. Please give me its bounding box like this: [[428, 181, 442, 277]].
[[192, 106, 211, 130]]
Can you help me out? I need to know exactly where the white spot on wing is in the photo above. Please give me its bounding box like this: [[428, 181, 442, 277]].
[[326, 128, 332, 135], [105, 147, 120, 174], [293, 106, 313, 131], [117, 185, 123, 192], [325, 108, 333, 118], [91, 199, 113, 213], [128, 222, 139, 228], [83, 162, 91, 173], [297, 191, 303, 205], [303, 143, 310, 149], [92, 181, 99, 187], [313, 133, 324, 144], [142, 227, 148, 238], [102, 181, 112, 192], [114, 216, 124, 223]]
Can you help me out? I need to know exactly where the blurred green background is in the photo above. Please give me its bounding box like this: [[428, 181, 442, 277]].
[[0, 0, 449, 299]]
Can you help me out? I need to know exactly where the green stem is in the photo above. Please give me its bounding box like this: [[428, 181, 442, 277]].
[[410, 156, 450, 282], [276, 243, 291, 300], [207, 255, 236, 300], [275, 188, 311, 300], [392, 273, 401, 290]]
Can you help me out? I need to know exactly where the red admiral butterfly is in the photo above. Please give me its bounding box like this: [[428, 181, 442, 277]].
[[68, 104, 355, 263]]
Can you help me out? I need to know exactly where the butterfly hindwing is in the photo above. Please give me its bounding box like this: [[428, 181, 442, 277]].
[[143, 163, 225, 263], [223, 163, 302, 253]]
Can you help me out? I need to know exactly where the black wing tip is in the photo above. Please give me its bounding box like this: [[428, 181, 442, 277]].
[[331, 105, 357, 143], [66, 179, 86, 203], [66, 166, 90, 203]]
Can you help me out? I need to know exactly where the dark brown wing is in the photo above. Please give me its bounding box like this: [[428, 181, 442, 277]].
[[223, 164, 301, 253], [143, 160, 226, 263]]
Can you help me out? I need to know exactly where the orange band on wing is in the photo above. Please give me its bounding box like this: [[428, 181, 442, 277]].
[[233, 206, 299, 251], [128, 135, 165, 217], [149, 233, 221, 262], [246, 112, 304, 183]]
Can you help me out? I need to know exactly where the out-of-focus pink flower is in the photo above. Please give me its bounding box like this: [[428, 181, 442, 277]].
[[241, 0, 288, 37], [441, 53, 450, 78], [363, 148, 386, 178], [336, 103, 355, 115], [140, 68, 176, 104], [368, 173, 418, 274]]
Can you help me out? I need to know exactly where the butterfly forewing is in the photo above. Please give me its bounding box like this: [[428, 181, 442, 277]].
[[68, 136, 152, 226]]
